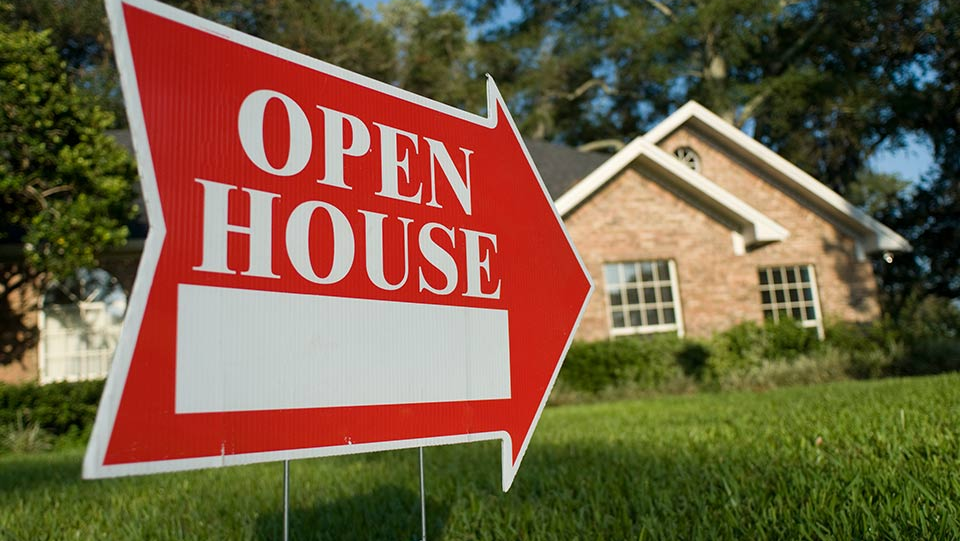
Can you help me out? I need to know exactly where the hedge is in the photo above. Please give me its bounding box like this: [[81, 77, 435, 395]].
[[0, 379, 104, 439]]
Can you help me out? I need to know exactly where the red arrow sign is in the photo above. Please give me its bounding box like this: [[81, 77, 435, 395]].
[[84, 0, 593, 491]]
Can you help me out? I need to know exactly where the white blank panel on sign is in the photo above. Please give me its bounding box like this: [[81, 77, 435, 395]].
[[175, 284, 511, 413]]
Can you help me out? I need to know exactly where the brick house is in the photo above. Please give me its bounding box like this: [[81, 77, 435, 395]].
[[529, 101, 909, 342], [0, 101, 909, 384]]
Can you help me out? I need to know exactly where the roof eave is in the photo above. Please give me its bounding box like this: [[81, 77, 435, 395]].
[[556, 137, 789, 248], [644, 100, 912, 255]]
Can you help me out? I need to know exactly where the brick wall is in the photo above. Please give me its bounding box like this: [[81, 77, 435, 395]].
[[0, 263, 41, 384], [565, 126, 880, 341]]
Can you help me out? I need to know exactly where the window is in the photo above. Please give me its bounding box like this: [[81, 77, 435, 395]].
[[758, 265, 823, 339], [673, 146, 701, 172], [39, 268, 127, 383], [604, 260, 683, 336]]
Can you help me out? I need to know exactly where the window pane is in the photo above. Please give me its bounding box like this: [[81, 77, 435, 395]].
[[640, 262, 655, 282], [772, 269, 783, 284], [643, 287, 657, 303], [759, 269, 769, 285], [660, 286, 673, 302], [609, 290, 623, 307], [791, 307, 802, 320], [606, 260, 680, 333], [761, 290, 771, 304], [604, 264, 620, 285], [763, 309, 774, 320], [786, 268, 797, 283], [656, 261, 670, 280], [803, 288, 813, 301], [775, 290, 785, 303], [800, 266, 810, 282], [806, 306, 816, 321], [789, 288, 800, 302]]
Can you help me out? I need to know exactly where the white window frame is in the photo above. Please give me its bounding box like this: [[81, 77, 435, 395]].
[[758, 264, 824, 340], [604, 259, 685, 337], [39, 300, 121, 383]]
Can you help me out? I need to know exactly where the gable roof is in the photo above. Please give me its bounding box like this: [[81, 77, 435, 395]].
[[642, 101, 912, 254], [553, 131, 790, 249], [523, 138, 610, 199]]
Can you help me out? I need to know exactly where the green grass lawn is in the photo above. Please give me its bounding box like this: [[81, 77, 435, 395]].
[[2, 374, 959, 540]]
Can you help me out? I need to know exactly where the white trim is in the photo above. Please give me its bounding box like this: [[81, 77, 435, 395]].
[[555, 137, 788, 248], [603, 259, 683, 337], [668, 260, 685, 338], [731, 232, 746, 256], [807, 266, 826, 341], [643, 101, 912, 254], [758, 264, 825, 340]]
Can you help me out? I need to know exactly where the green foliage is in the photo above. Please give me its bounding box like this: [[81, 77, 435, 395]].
[[1, 410, 52, 453], [886, 294, 960, 376], [761, 318, 820, 359], [0, 25, 136, 280], [380, 0, 474, 107], [1, 375, 958, 539], [560, 334, 691, 394], [0, 379, 103, 440], [560, 306, 960, 398]]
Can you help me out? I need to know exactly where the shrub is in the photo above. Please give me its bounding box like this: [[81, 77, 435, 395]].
[[559, 334, 691, 394], [704, 321, 765, 380], [1, 410, 53, 454], [761, 318, 821, 360], [0, 379, 104, 439], [885, 295, 960, 376]]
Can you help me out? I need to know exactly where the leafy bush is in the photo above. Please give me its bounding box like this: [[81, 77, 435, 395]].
[[559, 304, 960, 400], [0, 380, 104, 441], [885, 295, 960, 376], [703, 321, 765, 380], [762, 318, 821, 360], [823, 320, 898, 379], [1, 411, 53, 454], [559, 334, 692, 394]]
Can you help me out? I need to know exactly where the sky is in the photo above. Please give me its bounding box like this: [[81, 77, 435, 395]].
[[351, 0, 935, 184]]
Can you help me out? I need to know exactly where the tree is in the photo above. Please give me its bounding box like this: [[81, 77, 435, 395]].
[[0, 25, 136, 280], [0, 0, 126, 120], [455, 0, 931, 192], [875, 1, 960, 301], [380, 0, 475, 107]]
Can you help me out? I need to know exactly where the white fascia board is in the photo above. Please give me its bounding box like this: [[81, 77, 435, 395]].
[[555, 136, 649, 215], [555, 136, 788, 247], [635, 139, 789, 245], [643, 101, 913, 254]]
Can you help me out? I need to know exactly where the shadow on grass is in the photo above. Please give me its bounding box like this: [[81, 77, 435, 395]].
[[0, 450, 83, 495], [254, 484, 450, 541]]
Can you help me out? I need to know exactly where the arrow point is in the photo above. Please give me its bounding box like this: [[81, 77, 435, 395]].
[[484, 74, 505, 125]]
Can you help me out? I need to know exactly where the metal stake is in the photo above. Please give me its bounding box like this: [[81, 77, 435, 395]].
[[419, 447, 427, 541], [283, 460, 290, 541]]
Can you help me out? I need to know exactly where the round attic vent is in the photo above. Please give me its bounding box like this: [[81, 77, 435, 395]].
[[673, 146, 701, 172]]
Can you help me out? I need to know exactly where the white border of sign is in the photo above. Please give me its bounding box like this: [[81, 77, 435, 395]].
[[84, 0, 594, 492]]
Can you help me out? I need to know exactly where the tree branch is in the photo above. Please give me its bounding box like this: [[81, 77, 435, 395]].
[[578, 139, 626, 152], [737, 87, 773, 127], [645, 0, 674, 19]]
